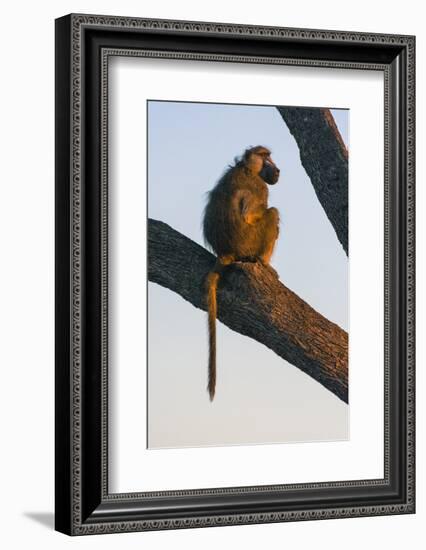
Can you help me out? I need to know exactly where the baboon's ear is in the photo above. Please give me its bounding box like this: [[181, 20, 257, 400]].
[[243, 148, 253, 163]]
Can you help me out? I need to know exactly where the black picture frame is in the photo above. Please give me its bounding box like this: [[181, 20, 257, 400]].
[[55, 13, 415, 535]]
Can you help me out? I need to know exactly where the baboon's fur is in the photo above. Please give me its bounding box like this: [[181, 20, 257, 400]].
[[203, 146, 280, 400]]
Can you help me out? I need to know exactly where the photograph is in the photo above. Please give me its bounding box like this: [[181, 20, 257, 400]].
[[147, 100, 349, 449]]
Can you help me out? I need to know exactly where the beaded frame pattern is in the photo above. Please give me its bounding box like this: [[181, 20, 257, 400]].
[[68, 14, 415, 535]]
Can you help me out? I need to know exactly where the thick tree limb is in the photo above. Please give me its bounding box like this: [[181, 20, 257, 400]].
[[277, 107, 348, 255], [148, 218, 348, 403]]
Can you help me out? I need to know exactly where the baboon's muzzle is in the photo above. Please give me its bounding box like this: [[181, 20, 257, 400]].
[[260, 163, 280, 185]]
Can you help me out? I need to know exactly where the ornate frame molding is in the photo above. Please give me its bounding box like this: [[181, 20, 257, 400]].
[[55, 13, 415, 536]]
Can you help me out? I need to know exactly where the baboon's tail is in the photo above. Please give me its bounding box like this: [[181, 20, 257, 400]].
[[206, 270, 220, 401]]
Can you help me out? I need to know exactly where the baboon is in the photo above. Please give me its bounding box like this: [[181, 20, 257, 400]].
[[203, 146, 280, 400]]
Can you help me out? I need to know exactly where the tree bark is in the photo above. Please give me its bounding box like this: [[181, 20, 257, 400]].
[[276, 107, 348, 255], [148, 218, 348, 403]]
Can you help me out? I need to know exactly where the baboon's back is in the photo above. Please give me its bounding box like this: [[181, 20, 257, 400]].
[[203, 166, 268, 259]]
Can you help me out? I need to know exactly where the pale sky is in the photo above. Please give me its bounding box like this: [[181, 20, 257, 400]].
[[147, 100, 349, 448]]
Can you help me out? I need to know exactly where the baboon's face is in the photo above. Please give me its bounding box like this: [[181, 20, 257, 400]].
[[248, 147, 280, 185]]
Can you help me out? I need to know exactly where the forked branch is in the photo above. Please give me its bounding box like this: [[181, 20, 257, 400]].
[[277, 106, 349, 255]]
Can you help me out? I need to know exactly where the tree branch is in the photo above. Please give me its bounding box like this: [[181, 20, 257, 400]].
[[277, 107, 348, 255], [148, 218, 348, 403]]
